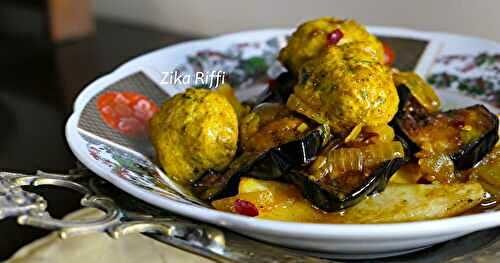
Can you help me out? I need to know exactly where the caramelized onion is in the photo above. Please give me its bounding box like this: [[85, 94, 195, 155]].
[[364, 124, 395, 143], [418, 153, 456, 183], [311, 141, 405, 176], [344, 123, 363, 143], [469, 147, 500, 187], [393, 71, 441, 113]]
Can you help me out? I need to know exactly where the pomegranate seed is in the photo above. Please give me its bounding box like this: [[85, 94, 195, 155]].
[[326, 29, 344, 45], [453, 120, 466, 129], [234, 199, 259, 217], [267, 78, 277, 89]]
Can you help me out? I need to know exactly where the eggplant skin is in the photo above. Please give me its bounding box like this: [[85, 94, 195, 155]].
[[192, 125, 329, 201], [390, 85, 421, 154], [285, 156, 407, 212], [263, 72, 296, 104], [391, 84, 499, 170], [451, 113, 498, 170]]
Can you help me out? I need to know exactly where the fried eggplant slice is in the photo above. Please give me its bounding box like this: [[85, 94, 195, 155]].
[[285, 140, 408, 212], [391, 85, 499, 171], [193, 124, 330, 200]]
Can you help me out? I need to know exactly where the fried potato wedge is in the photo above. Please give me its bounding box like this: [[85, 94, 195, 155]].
[[342, 182, 485, 223], [213, 178, 327, 222], [212, 178, 486, 223], [389, 163, 424, 184]]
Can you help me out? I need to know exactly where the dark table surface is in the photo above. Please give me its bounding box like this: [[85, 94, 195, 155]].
[[0, 19, 193, 260]]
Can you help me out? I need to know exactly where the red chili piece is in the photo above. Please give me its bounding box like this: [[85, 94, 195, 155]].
[[234, 199, 259, 217]]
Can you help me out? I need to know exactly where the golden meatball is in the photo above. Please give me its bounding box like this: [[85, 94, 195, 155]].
[[287, 45, 399, 134], [278, 17, 384, 75], [149, 88, 238, 184], [214, 83, 250, 119]]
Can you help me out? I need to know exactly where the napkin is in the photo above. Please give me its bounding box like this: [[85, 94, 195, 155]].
[[7, 208, 211, 263]]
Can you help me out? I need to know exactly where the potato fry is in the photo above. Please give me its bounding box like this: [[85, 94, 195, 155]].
[[341, 182, 485, 223], [214, 178, 326, 221], [389, 163, 424, 184], [213, 178, 486, 223]]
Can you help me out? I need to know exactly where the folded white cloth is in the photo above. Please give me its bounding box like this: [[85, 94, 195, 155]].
[[7, 208, 211, 263]]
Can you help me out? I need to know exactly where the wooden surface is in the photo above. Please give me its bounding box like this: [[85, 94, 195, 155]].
[[0, 19, 193, 260], [0, 0, 94, 42], [47, 0, 95, 42]]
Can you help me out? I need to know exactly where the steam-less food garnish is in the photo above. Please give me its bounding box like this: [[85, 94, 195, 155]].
[[149, 17, 498, 223]]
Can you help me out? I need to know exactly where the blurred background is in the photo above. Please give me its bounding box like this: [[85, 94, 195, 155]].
[[94, 0, 500, 41], [0, 0, 498, 261]]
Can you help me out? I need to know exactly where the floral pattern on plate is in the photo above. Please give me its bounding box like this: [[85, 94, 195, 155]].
[[428, 53, 500, 108], [83, 135, 200, 205], [174, 36, 286, 102]]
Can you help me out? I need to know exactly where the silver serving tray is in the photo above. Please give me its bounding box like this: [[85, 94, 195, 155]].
[[1, 167, 499, 262]]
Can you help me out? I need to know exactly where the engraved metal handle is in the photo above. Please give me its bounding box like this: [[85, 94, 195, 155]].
[[0, 169, 330, 263]]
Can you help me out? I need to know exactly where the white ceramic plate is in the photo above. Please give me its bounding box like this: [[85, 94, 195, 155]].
[[66, 27, 500, 259]]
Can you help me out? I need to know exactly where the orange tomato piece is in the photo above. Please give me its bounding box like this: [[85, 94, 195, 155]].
[[96, 91, 159, 137], [383, 42, 395, 66]]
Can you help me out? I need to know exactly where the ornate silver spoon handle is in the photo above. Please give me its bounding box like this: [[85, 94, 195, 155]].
[[0, 169, 331, 263]]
